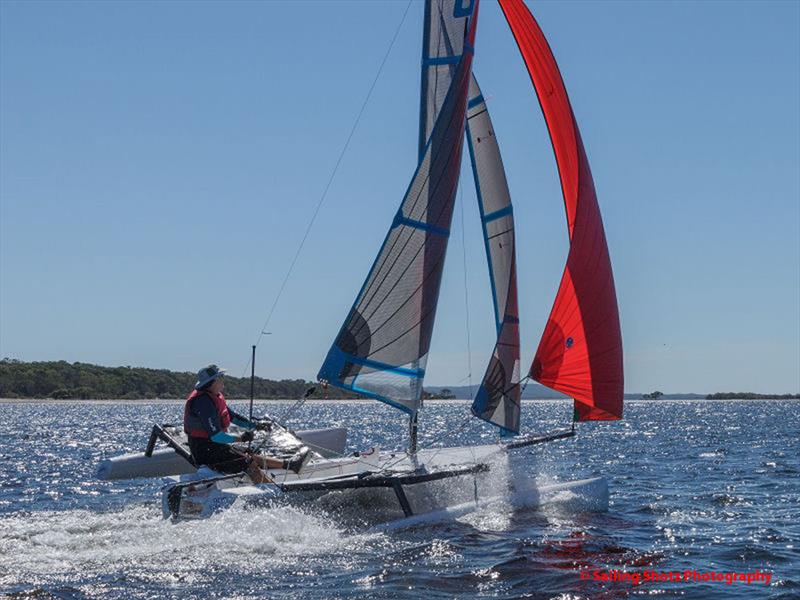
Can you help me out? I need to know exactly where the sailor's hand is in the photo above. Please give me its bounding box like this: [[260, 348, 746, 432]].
[[240, 430, 255, 443]]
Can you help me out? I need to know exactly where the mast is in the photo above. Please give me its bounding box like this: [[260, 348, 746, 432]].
[[409, 412, 419, 454], [249, 345, 256, 420], [248, 344, 256, 451]]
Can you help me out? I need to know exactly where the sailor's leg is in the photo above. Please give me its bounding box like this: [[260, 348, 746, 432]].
[[221, 446, 276, 482], [250, 455, 284, 470], [250, 448, 311, 474]]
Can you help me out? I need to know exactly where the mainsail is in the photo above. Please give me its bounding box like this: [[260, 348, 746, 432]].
[[466, 75, 522, 434], [318, 1, 479, 414], [498, 0, 623, 421]]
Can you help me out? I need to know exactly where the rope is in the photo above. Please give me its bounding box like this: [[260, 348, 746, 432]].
[[239, 0, 415, 378], [276, 396, 309, 424]]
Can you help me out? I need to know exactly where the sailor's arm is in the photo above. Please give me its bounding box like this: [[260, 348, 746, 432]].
[[193, 395, 249, 443], [228, 409, 254, 430], [230, 408, 272, 432]]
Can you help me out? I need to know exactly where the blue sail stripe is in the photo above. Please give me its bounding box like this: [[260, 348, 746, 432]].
[[393, 214, 450, 237], [482, 205, 513, 223], [423, 55, 461, 66], [453, 0, 475, 18], [343, 353, 425, 378], [468, 94, 485, 109], [326, 378, 415, 415]]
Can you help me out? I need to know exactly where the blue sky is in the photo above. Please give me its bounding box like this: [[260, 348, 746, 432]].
[[1, 0, 798, 394]]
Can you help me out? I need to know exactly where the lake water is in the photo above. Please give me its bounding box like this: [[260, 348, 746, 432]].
[[0, 399, 797, 599]]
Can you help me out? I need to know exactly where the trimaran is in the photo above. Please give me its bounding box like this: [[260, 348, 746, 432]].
[[98, 0, 624, 526]]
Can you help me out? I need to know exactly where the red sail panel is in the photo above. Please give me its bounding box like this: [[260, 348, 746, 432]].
[[498, 0, 623, 420]]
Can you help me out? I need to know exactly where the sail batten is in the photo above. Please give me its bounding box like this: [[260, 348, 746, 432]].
[[319, 0, 479, 414], [466, 75, 521, 434], [498, 0, 623, 421]]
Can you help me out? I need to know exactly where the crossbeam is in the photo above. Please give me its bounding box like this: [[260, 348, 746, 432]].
[[278, 463, 489, 492], [504, 429, 575, 450], [145, 424, 196, 466]]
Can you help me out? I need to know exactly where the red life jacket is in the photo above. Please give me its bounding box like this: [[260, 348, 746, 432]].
[[183, 389, 231, 438]]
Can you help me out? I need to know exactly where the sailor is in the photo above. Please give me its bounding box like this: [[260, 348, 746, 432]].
[[184, 364, 311, 483]]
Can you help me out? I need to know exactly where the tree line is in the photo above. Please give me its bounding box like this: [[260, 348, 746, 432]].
[[704, 392, 799, 400], [639, 389, 798, 400], [0, 359, 356, 400]]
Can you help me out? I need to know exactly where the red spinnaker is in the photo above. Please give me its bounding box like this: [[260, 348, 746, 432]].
[[498, 0, 623, 420]]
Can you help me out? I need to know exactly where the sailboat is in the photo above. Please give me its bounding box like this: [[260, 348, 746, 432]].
[[98, 0, 623, 524]]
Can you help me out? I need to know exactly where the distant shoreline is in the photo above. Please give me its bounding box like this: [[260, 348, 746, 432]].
[[3, 397, 799, 404], [2, 360, 796, 402]]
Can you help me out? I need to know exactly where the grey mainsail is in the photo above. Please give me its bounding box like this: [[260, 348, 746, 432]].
[[466, 76, 521, 433], [318, 1, 479, 414]]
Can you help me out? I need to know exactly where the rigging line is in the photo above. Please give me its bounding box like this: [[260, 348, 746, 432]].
[[503, 374, 530, 397], [242, 0, 415, 374], [276, 392, 310, 424], [518, 375, 532, 396]]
